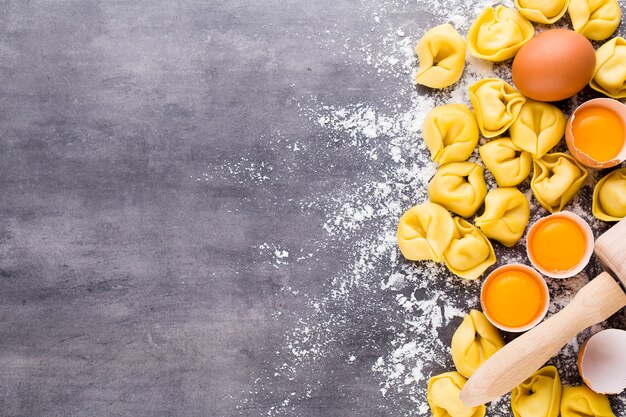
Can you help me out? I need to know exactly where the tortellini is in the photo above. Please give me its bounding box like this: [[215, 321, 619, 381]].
[[444, 218, 496, 280], [568, 0, 621, 41], [451, 309, 504, 377], [475, 187, 530, 247], [479, 138, 532, 187], [531, 153, 588, 213], [515, 0, 569, 24], [468, 5, 534, 61], [590, 37, 626, 99], [428, 162, 488, 218], [415, 24, 467, 89], [509, 101, 566, 159], [469, 78, 526, 138], [592, 168, 626, 221], [424, 104, 480, 164], [428, 371, 486, 417], [511, 366, 562, 417], [397, 202, 454, 262], [560, 386, 616, 417]]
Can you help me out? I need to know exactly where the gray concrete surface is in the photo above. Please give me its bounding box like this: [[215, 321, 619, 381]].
[[1, 1, 625, 416], [0, 1, 381, 415]]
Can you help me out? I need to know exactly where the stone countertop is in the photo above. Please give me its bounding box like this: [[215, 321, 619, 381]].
[[1, 1, 625, 416]]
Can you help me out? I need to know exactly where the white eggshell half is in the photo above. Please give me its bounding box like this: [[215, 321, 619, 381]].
[[578, 329, 626, 394], [526, 211, 594, 279]]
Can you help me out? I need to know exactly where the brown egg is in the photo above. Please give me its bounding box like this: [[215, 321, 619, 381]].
[[512, 29, 596, 102]]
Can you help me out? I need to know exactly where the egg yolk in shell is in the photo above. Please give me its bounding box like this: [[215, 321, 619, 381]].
[[483, 267, 546, 328], [571, 106, 624, 162], [529, 217, 587, 273]]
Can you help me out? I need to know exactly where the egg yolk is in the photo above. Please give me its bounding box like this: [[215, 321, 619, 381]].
[[571, 106, 624, 162], [529, 217, 586, 273], [483, 268, 546, 328]]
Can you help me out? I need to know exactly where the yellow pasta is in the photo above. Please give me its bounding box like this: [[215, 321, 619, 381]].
[[509, 101, 566, 159], [590, 37, 626, 99], [568, 0, 621, 41], [415, 24, 467, 89], [479, 138, 531, 187], [531, 153, 588, 213], [428, 162, 488, 218], [423, 104, 480, 164], [428, 371, 486, 417], [451, 309, 504, 377], [444, 218, 496, 280], [515, 0, 569, 24], [468, 5, 534, 61], [469, 78, 526, 138], [475, 187, 530, 247], [397, 202, 454, 262], [560, 385, 616, 417], [511, 366, 562, 417], [592, 168, 626, 221]]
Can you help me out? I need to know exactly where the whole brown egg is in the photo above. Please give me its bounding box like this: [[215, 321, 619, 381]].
[[512, 29, 596, 102]]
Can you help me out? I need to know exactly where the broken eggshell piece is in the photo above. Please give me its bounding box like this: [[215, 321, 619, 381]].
[[565, 98, 626, 169], [526, 211, 594, 279], [578, 329, 626, 394]]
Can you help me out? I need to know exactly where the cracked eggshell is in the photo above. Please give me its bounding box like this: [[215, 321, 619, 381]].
[[526, 211, 594, 279], [577, 329, 626, 394], [566, 98, 626, 169]]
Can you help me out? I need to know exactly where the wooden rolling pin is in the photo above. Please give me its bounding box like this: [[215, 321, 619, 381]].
[[460, 217, 626, 407]]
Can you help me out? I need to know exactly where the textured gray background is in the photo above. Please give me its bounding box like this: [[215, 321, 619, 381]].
[[1, 1, 625, 417], [0, 1, 382, 416]]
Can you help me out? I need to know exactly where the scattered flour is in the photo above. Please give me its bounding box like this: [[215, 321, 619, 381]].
[[259, 243, 292, 268]]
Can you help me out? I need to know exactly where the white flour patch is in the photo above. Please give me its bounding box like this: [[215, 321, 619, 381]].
[[197, 156, 274, 185], [234, 0, 626, 416], [259, 243, 291, 268]]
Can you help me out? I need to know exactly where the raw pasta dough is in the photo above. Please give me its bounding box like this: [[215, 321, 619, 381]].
[[428, 162, 488, 218], [560, 385, 616, 417], [444, 218, 496, 280], [511, 366, 562, 417], [428, 371, 486, 417], [468, 5, 534, 61], [509, 101, 566, 159], [475, 187, 530, 247], [469, 78, 526, 138], [590, 37, 626, 99], [592, 168, 626, 221], [479, 138, 531, 187], [397, 202, 454, 262], [531, 153, 588, 213], [451, 309, 504, 377], [424, 104, 480, 164], [415, 24, 466, 89], [515, 0, 569, 24], [569, 0, 621, 41]]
